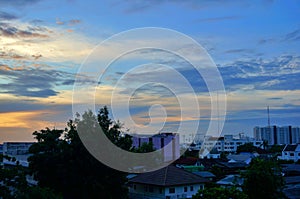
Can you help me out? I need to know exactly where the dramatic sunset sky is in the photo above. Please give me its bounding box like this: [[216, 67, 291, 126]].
[[0, 0, 299, 143]]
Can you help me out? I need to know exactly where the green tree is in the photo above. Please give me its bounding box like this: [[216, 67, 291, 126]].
[[0, 164, 60, 199], [243, 158, 286, 199], [28, 107, 130, 199], [267, 144, 284, 154], [192, 186, 248, 199], [237, 143, 259, 153], [133, 142, 155, 153]]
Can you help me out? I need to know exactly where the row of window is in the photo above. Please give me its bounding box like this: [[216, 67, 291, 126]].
[[203, 141, 261, 146], [133, 185, 200, 194], [285, 152, 300, 156], [169, 186, 194, 194]]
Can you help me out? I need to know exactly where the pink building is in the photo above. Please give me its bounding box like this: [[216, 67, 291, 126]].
[[132, 133, 180, 162]]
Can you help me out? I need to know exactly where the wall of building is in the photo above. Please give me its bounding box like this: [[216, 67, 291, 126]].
[[129, 183, 204, 199], [132, 133, 180, 162], [195, 136, 263, 153], [3, 142, 34, 156]]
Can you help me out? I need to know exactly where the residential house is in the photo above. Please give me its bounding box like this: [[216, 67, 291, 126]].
[[278, 144, 300, 162], [128, 165, 208, 199], [227, 152, 259, 165], [216, 174, 244, 191]]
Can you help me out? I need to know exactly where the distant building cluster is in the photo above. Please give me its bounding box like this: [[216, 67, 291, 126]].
[[254, 126, 300, 145], [189, 134, 263, 154], [1, 142, 34, 167]]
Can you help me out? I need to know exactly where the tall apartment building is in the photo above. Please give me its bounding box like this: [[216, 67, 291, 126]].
[[254, 126, 300, 145], [132, 133, 180, 162]]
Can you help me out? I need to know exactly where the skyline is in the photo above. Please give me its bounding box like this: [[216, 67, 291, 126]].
[[0, 0, 300, 143]]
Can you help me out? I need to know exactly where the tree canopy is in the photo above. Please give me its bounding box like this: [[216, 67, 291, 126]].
[[28, 107, 131, 199], [243, 158, 286, 199], [192, 186, 248, 199], [236, 143, 261, 153]]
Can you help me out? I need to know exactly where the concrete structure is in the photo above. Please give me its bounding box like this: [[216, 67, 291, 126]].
[[2, 142, 34, 167], [254, 126, 300, 145], [216, 175, 244, 191], [3, 142, 34, 156], [278, 144, 300, 162], [227, 152, 259, 165], [132, 133, 180, 162], [128, 165, 208, 199], [193, 134, 263, 154]]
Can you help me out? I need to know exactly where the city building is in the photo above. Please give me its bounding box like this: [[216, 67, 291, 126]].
[[132, 133, 180, 162], [254, 126, 300, 145], [128, 165, 208, 199], [194, 134, 263, 154], [278, 144, 300, 162], [216, 174, 244, 191], [2, 142, 35, 167]]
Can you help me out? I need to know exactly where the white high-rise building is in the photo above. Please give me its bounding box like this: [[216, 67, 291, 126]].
[[254, 126, 300, 145]]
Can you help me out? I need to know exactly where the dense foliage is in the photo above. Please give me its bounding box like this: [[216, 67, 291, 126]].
[[28, 107, 131, 199], [192, 186, 248, 199], [243, 158, 286, 199]]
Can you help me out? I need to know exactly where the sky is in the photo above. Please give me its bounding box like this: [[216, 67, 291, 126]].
[[0, 0, 300, 143]]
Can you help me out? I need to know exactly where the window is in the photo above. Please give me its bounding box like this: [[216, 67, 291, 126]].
[[190, 186, 194, 191], [290, 153, 294, 156], [149, 186, 154, 193], [200, 185, 204, 190], [144, 185, 148, 192], [184, 187, 187, 192], [298, 153, 300, 156], [133, 185, 136, 190], [159, 188, 163, 194], [166, 196, 171, 199], [169, 187, 175, 193]]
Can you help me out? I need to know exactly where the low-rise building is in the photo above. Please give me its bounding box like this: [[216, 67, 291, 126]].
[[128, 165, 208, 199], [194, 134, 263, 154], [2, 142, 34, 167], [216, 174, 244, 191], [278, 144, 300, 162]]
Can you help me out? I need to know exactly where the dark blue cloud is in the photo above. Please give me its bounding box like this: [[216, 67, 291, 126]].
[[0, 0, 41, 7], [0, 65, 94, 98], [283, 29, 300, 42], [219, 55, 300, 91], [0, 11, 18, 20]]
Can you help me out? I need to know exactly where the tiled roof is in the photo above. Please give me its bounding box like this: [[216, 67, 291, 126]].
[[283, 144, 298, 152], [173, 157, 198, 165], [193, 171, 216, 178], [129, 165, 208, 186]]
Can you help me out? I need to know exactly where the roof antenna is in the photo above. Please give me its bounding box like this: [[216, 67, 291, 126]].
[[217, 91, 220, 135], [267, 106, 271, 127]]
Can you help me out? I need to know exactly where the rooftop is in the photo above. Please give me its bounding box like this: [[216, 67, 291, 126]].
[[283, 144, 299, 152], [129, 165, 208, 186]]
